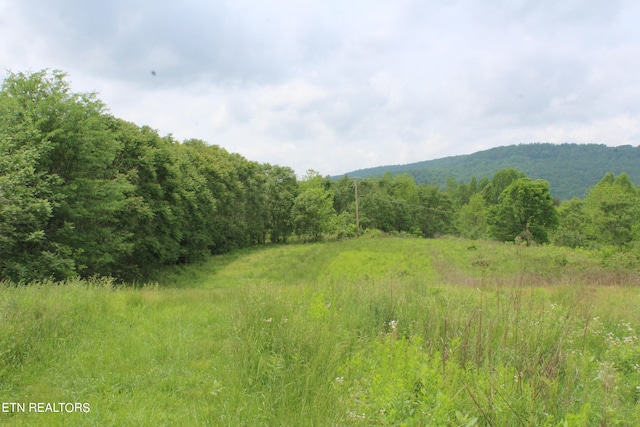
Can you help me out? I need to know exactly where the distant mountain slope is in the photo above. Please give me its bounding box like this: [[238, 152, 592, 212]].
[[337, 143, 640, 200]]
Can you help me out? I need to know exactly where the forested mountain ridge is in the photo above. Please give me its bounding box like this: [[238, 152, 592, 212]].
[[339, 143, 640, 199]]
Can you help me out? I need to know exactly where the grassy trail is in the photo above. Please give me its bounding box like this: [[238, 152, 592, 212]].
[[1, 237, 640, 425]]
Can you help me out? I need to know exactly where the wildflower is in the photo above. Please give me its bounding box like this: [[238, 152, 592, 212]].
[[346, 411, 366, 420], [514, 371, 523, 383]]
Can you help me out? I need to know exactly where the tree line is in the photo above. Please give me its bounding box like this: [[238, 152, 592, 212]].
[[0, 70, 302, 282], [334, 167, 640, 252], [1, 70, 639, 283]]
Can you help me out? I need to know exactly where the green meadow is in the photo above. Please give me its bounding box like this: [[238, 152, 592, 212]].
[[2, 236, 640, 426]]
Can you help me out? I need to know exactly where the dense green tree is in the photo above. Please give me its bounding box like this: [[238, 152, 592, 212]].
[[0, 70, 295, 281], [445, 175, 486, 208], [362, 198, 396, 232], [336, 173, 453, 237], [264, 165, 298, 243], [108, 120, 181, 278], [455, 193, 488, 240], [613, 172, 636, 193], [583, 173, 639, 247], [113, 120, 215, 277], [482, 169, 526, 205], [552, 198, 588, 248], [241, 161, 268, 245], [469, 176, 479, 194], [452, 182, 472, 207], [358, 174, 397, 232], [169, 143, 219, 262], [415, 184, 454, 237], [182, 140, 254, 254], [383, 173, 420, 231], [0, 89, 75, 280], [111, 124, 271, 278], [478, 176, 490, 194], [331, 175, 356, 215], [291, 188, 336, 241], [1, 70, 137, 278], [488, 178, 558, 244], [300, 169, 332, 191], [292, 171, 337, 241]]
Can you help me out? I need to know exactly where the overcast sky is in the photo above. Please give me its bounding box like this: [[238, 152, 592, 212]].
[[2, 1, 639, 176]]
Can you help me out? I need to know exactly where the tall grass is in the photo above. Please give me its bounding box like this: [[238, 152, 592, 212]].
[[1, 237, 639, 425]]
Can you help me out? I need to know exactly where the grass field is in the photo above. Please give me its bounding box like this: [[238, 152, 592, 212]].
[[1, 236, 640, 425]]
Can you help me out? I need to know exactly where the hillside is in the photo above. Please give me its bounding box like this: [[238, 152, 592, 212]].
[[338, 143, 640, 199]]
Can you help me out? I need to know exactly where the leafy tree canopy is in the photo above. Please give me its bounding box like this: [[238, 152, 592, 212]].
[[488, 178, 558, 244]]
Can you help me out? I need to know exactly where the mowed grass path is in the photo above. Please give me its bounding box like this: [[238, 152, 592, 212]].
[[2, 237, 640, 425]]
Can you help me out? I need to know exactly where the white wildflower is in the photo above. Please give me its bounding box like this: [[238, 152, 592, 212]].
[[347, 411, 366, 420]]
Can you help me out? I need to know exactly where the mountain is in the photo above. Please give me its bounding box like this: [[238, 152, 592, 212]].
[[336, 143, 640, 200]]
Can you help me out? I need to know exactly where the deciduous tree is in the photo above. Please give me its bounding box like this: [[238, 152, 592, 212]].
[[489, 178, 557, 244], [583, 173, 639, 247], [455, 193, 488, 239]]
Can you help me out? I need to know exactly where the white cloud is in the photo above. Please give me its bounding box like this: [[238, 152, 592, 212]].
[[1, 0, 640, 175]]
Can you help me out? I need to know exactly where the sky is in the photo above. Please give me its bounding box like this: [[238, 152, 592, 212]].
[[1, 0, 639, 177]]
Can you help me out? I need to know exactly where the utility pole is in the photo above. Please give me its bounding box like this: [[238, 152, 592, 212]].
[[354, 179, 360, 238]]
